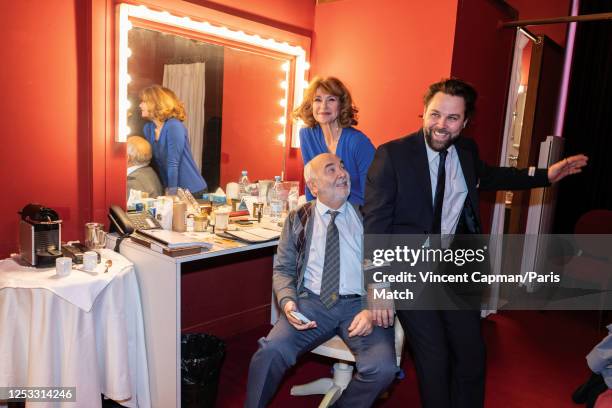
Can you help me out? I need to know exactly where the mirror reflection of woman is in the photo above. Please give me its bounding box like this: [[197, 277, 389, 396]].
[[294, 77, 375, 205], [139, 85, 207, 196]]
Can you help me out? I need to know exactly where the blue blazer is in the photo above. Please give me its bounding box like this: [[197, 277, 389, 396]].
[[300, 126, 375, 206], [144, 118, 207, 194]]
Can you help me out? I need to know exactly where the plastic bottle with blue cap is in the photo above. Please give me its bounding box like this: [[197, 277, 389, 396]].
[[270, 176, 283, 222]]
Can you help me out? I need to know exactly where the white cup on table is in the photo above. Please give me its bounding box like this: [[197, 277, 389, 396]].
[[215, 210, 230, 232], [83, 251, 97, 272], [55, 257, 72, 277]]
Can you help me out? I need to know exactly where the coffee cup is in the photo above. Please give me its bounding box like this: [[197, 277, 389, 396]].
[[214, 210, 230, 232], [83, 251, 98, 272], [56, 257, 72, 277]]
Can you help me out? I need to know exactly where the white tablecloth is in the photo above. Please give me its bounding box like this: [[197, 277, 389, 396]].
[[0, 250, 131, 312], [0, 250, 151, 408]]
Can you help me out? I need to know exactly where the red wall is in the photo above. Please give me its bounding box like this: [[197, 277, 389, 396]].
[[186, 0, 315, 35], [507, 0, 571, 47], [309, 0, 458, 147], [0, 0, 91, 256], [220, 47, 287, 188], [284, 0, 459, 188]]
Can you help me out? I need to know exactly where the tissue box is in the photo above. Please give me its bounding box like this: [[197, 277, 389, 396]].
[[201, 194, 227, 205]]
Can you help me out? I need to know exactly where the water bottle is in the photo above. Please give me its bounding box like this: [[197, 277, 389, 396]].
[[270, 176, 283, 221], [238, 170, 250, 199]]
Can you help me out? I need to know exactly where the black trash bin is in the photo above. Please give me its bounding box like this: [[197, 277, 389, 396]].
[[181, 333, 226, 408]]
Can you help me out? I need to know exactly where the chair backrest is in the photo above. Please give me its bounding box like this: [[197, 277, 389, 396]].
[[575, 210, 612, 234], [574, 209, 612, 258]]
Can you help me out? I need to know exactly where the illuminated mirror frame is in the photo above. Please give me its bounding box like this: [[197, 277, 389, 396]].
[[116, 3, 309, 148]]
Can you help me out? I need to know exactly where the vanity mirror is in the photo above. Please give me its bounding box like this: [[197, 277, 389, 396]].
[[117, 2, 309, 193]]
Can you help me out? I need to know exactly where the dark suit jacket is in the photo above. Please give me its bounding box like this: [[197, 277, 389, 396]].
[[363, 129, 551, 235]]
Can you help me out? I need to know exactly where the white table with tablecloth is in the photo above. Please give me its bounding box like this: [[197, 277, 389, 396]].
[[0, 249, 150, 407]]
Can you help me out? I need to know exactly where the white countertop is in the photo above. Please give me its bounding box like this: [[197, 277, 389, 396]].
[[107, 232, 278, 264]]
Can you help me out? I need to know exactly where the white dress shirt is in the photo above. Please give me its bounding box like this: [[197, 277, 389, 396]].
[[303, 199, 365, 296], [425, 138, 468, 235]]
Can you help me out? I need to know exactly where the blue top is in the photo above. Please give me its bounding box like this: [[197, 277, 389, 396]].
[[300, 126, 375, 205], [144, 118, 207, 194]]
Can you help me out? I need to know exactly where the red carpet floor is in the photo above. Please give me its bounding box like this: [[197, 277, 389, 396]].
[[216, 311, 604, 407]]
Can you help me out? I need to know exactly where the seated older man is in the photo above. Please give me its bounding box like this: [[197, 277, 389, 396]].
[[245, 153, 397, 408], [127, 135, 163, 198]]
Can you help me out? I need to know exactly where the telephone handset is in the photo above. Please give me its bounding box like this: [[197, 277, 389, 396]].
[[109, 205, 135, 235], [108, 205, 162, 233], [108, 205, 162, 251]]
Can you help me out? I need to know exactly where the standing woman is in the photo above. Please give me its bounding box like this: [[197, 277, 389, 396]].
[[293, 76, 375, 205], [139, 85, 207, 196]]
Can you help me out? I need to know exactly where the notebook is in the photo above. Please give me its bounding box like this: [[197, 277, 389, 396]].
[[137, 229, 212, 249], [223, 227, 280, 243]]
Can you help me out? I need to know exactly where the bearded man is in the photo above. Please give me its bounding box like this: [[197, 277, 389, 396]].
[[363, 78, 587, 408]]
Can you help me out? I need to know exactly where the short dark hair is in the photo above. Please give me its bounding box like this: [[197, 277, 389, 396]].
[[423, 78, 478, 119]]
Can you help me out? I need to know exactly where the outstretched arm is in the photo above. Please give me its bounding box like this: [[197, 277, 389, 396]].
[[547, 154, 589, 183]]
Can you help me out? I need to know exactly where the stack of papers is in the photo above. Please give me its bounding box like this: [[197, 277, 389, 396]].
[[223, 227, 280, 243], [137, 229, 213, 249]]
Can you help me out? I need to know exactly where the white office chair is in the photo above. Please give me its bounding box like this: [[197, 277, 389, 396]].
[[290, 318, 405, 408]]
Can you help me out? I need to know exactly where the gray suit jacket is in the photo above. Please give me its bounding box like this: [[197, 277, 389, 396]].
[[273, 201, 364, 310], [127, 166, 163, 198]]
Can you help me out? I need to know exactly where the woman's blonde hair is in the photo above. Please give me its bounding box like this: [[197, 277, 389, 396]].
[[292, 76, 358, 128], [139, 85, 186, 122]]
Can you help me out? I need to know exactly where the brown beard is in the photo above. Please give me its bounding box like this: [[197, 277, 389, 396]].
[[424, 127, 459, 152]]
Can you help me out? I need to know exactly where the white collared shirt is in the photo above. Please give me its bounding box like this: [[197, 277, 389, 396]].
[[303, 199, 365, 296], [127, 163, 148, 176], [425, 138, 468, 234]]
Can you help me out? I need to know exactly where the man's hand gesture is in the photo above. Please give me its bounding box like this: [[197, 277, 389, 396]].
[[548, 154, 588, 183]]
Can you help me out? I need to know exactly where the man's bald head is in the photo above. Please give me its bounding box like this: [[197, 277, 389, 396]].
[[127, 135, 153, 166], [304, 153, 337, 184], [303, 153, 350, 209]]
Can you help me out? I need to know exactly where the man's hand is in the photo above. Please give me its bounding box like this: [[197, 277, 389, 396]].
[[548, 154, 588, 183], [368, 284, 395, 328], [284, 300, 317, 330], [348, 310, 373, 337], [372, 308, 395, 328]]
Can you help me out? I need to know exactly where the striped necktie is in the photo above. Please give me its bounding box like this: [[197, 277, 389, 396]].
[[320, 210, 340, 308]]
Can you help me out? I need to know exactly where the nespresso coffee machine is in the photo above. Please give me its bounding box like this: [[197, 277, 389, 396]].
[[19, 204, 62, 267]]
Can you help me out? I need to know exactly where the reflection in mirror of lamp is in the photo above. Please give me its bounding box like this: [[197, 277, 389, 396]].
[[116, 3, 309, 151]]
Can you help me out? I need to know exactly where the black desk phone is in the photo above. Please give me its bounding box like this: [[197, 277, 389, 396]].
[[108, 205, 161, 235]]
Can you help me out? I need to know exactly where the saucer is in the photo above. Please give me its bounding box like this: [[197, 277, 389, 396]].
[[76, 264, 98, 273]]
